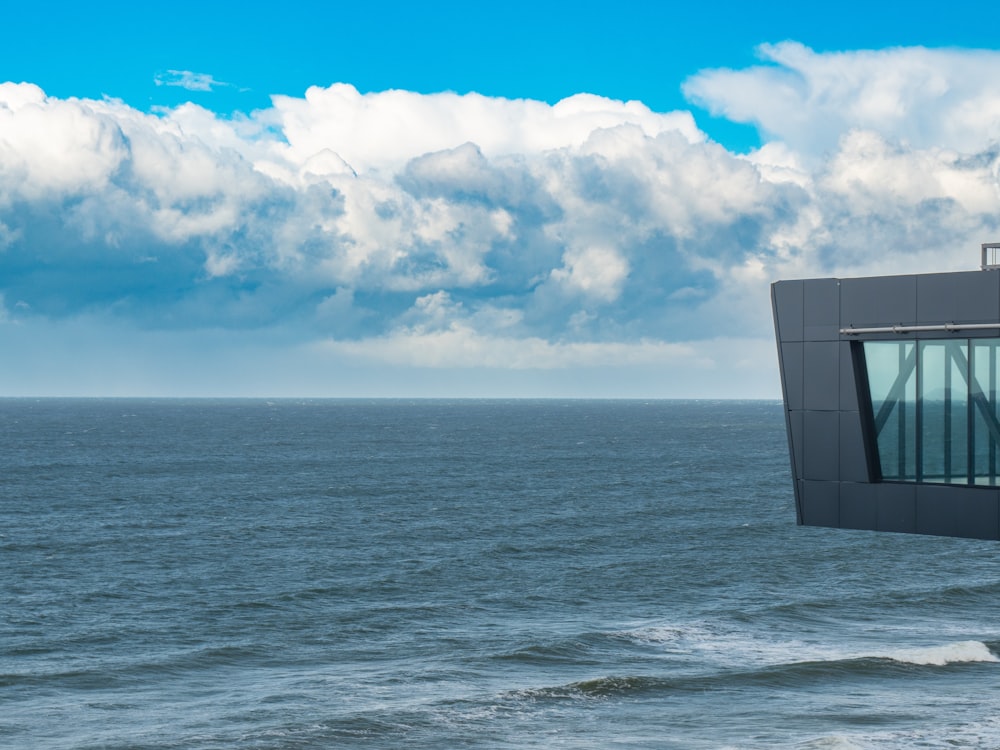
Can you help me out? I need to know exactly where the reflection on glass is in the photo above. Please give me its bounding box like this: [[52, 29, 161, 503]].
[[864, 338, 1000, 486], [972, 341, 1000, 485], [919, 341, 967, 484], [864, 342, 915, 480]]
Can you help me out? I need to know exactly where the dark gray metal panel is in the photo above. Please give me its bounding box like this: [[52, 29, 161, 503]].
[[916, 485, 1000, 540], [954, 494, 999, 540], [840, 274, 917, 327], [917, 271, 1000, 324], [801, 480, 840, 527], [838, 341, 858, 410], [803, 410, 839, 480], [840, 482, 878, 530], [803, 278, 840, 341], [788, 410, 804, 480], [838, 411, 869, 482], [803, 342, 840, 411], [772, 280, 804, 342], [791, 469, 804, 524], [877, 483, 917, 533], [781, 342, 804, 411], [914, 485, 955, 537]]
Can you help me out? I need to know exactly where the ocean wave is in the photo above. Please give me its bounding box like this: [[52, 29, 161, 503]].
[[616, 620, 835, 668], [565, 675, 664, 697], [615, 623, 694, 645], [809, 712, 1000, 750], [617, 622, 999, 670], [794, 736, 867, 750], [879, 640, 998, 666], [509, 675, 671, 700], [492, 631, 612, 665], [506, 637, 1000, 707]]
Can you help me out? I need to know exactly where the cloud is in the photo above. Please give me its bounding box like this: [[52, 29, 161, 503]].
[[264, 83, 704, 174], [0, 82, 739, 328], [0, 83, 128, 198], [684, 42, 1000, 157], [154, 69, 230, 92], [549, 245, 630, 302], [319, 324, 703, 370], [4, 48, 1000, 395]]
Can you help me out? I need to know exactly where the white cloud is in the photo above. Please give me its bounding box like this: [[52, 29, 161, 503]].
[[0, 84, 128, 198], [549, 245, 630, 302], [319, 324, 704, 370], [685, 42, 1000, 157], [263, 83, 704, 175], [0, 218, 18, 249], [154, 70, 229, 92], [4, 48, 1000, 395]]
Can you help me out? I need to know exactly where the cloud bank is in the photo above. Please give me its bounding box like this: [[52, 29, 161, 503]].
[[3, 45, 1000, 396]]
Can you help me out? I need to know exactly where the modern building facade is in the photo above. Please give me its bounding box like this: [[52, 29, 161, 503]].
[[772, 251, 1000, 540]]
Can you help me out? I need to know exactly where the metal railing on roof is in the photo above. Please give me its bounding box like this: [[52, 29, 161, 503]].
[[982, 242, 1000, 270]]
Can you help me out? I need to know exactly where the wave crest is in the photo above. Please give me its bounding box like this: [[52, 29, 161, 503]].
[[883, 640, 998, 666]]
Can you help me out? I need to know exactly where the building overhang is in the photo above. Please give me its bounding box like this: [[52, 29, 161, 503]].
[[773, 268, 1000, 540]]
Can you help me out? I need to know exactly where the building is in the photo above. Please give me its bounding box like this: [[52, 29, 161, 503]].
[[771, 245, 1000, 540]]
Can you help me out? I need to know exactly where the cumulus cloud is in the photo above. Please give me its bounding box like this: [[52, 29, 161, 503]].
[[264, 83, 704, 174], [4, 47, 1000, 395], [685, 42, 1000, 157], [549, 246, 630, 302]]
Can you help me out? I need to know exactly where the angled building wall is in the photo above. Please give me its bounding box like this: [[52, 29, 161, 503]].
[[772, 270, 1000, 540]]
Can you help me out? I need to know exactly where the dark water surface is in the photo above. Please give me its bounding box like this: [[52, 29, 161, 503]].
[[4, 399, 1000, 749]]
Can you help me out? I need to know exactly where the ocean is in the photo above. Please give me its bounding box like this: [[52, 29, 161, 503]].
[[3, 399, 1000, 749]]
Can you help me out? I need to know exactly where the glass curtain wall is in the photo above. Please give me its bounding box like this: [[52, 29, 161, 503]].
[[864, 342, 916, 481], [863, 339, 1000, 486]]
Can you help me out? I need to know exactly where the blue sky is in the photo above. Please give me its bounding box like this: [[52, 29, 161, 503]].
[[2, 1, 1000, 397], [8, 1, 996, 149]]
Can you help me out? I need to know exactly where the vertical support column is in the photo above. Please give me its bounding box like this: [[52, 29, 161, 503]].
[[945, 345, 952, 483], [916, 341, 924, 483], [991, 344, 997, 484], [897, 344, 906, 478], [969, 344, 976, 485]]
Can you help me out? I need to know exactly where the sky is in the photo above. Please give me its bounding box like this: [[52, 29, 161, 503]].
[[3, 1, 1000, 398]]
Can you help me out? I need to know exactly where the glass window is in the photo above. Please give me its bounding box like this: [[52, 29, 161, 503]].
[[864, 342, 916, 481], [863, 338, 1000, 486], [971, 340, 1000, 485], [918, 341, 968, 484]]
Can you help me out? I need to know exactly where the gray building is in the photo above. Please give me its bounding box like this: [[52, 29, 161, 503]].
[[772, 250, 1000, 540]]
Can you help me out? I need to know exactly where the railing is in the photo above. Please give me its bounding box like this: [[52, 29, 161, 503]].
[[982, 242, 1000, 270]]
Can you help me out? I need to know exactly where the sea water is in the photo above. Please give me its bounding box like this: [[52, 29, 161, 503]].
[[3, 399, 1000, 749]]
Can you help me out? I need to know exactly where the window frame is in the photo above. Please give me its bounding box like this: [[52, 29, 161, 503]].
[[858, 336, 1000, 487]]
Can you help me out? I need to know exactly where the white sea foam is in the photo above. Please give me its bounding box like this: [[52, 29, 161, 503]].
[[795, 736, 866, 750], [619, 621, 838, 666], [843, 712, 1000, 750], [618, 624, 694, 645], [619, 623, 999, 670], [880, 640, 998, 666]]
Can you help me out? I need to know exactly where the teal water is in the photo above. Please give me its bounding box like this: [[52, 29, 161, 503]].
[[3, 399, 1000, 749]]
